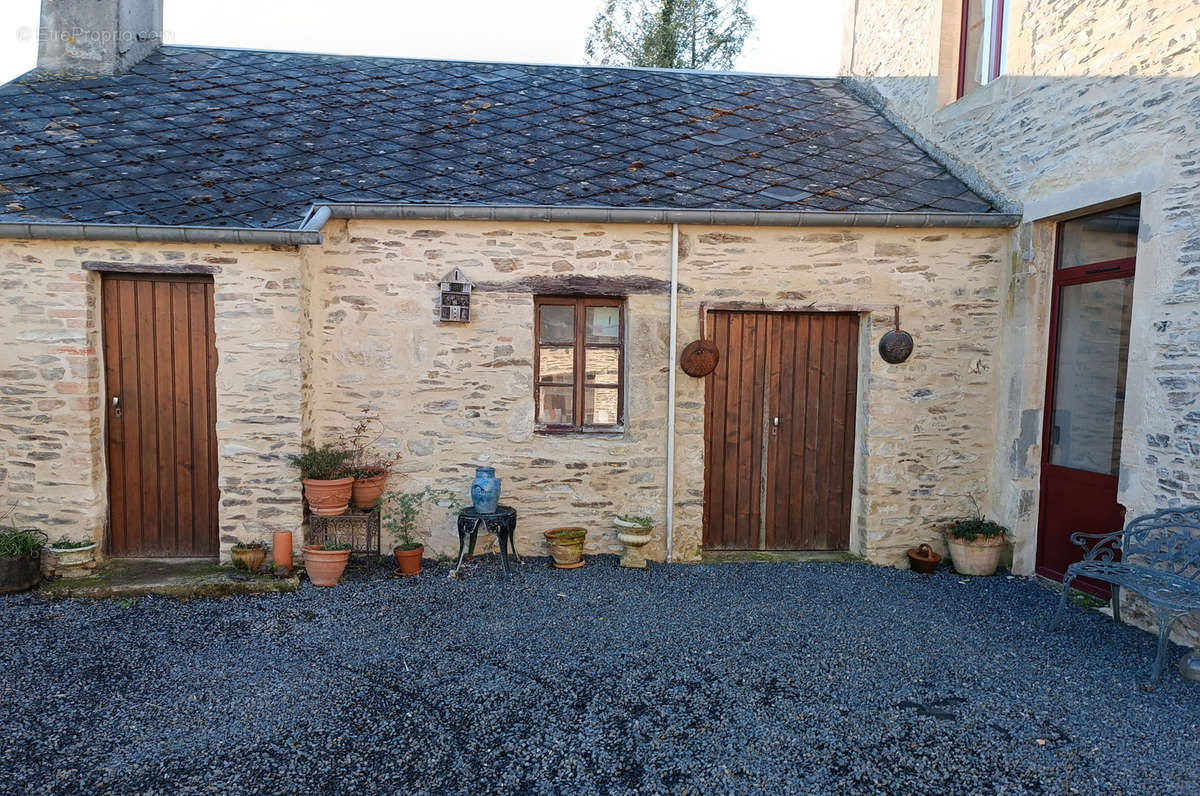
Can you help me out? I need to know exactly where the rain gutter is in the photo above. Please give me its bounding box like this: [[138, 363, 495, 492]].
[[0, 202, 1019, 245]]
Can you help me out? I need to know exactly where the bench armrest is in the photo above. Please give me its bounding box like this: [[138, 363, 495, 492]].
[[1069, 531, 1122, 562]]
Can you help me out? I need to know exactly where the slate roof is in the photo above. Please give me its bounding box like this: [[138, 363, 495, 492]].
[[0, 46, 999, 230]]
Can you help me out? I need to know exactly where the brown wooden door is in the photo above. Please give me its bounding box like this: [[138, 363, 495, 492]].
[[101, 273, 218, 557], [703, 311, 859, 551]]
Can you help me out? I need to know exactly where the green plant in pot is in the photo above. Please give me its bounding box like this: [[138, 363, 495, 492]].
[[290, 443, 353, 517], [340, 409, 401, 511], [47, 535, 98, 579], [613, 514, 653, 570], [0, 506, 46, 595], [230, 541, 267, 573], [382, 487, 459, 577], [945, 515, 1009, 577]]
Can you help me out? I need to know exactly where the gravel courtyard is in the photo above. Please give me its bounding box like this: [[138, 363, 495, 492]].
[[2, 558, 1197, 794]]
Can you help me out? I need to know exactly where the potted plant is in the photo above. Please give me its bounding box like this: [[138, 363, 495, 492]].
[[613, 515, 653, 569], [0, 507, 45, 594], [341, 409, 401, 510], [381, 487, 459, 577], [230, 541, 267, 573], [301, 542, 352, 587], [46, 536, 98, 579], [290, 443, 353, 516], [945, 517, 1008, 576], [544, 527, 587, 569]]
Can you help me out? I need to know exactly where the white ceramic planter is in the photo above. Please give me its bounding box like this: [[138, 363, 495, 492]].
[[47, 542, 98, 579], [614, 517, 653, 570], [945, 533, 1005, 576]]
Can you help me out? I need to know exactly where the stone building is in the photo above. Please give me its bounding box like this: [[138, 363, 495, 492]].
[[0, 0, 1194, 632]]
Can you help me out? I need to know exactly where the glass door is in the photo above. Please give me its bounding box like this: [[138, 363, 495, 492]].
[[1036, 204, 1139, 592]]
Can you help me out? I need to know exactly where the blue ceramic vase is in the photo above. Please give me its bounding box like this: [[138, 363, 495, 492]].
[[471, 467, 501, 514]]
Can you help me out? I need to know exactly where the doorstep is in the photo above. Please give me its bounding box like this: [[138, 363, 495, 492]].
[[38, 558, 300, 600], [701, 550, 861, 564]]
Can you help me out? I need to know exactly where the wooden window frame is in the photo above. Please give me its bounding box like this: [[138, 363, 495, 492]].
[[956, 0, 1006, 100], [534, 296, 625, 434]]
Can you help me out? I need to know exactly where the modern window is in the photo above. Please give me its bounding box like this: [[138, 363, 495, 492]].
[[534, 297, 624, 432], [957, 0, 1007, 99]]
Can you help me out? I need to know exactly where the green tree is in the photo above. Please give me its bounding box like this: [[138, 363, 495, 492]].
[[585, 0, 755, 71]]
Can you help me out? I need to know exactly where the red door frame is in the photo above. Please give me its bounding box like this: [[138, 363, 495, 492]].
[[1035, 237, 1136, 593]]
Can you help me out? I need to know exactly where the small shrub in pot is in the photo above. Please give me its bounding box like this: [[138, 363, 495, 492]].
[[945, 517, 1008, 577], [0, 511, 45, 594], [290, 443, 353, 516]]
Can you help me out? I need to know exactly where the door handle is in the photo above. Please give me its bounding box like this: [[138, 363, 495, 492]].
[[111, 395, 121, 417]]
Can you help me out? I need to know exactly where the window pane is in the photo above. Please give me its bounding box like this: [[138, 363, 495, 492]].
[[1059, 205, 1139, 269], [1049, 277, 1133, 475], [960, 0, 986, 95], [539, 304, 574, 344], [584, 387, 619, 426], [585, 348, 619, 384], [585, 306, 621, 344], [538, 347, 574, 384], [538, 386, 574, 425]]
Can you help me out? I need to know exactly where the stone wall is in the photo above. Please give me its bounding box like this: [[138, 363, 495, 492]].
[[0, 238, 304, 560], [305, 218, 1008, 565], [845, 0, 1200, 643]]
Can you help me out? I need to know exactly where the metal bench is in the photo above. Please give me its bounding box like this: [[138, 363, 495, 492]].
[[1049, 506, 1200, 682]]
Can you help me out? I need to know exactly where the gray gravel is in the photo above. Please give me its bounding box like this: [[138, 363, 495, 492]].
[[1, 557, 1197, 794]]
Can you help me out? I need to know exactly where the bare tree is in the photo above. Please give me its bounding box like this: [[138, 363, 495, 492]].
[[585, 0, 755, 71]]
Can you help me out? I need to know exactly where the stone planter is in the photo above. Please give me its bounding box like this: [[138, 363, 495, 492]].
[[544, 527, 586, 569], [302, 477, 355, 516], [302, 546, 351, 587], [46, 542, 98, 579], [230, 544, 266, 573], [945, 532, 1006, 576], [613, 517, 653, 569]]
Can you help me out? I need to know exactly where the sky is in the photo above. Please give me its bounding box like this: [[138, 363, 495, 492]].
[[0, 0, 844, 85]]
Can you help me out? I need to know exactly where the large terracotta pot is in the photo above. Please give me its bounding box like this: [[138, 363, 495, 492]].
[[0, 554, 40, 595], [302, 546, 351, 587], [302, 477, 354, 516], [393, 545, 424, 577], [544, 527, 587, 569], [946, 533, 1006, 576], [352, 473, 388, 510]]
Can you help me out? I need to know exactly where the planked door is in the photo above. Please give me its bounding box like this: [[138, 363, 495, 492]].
[[101, 273, 219, 557], [703, 311, 859, 551]]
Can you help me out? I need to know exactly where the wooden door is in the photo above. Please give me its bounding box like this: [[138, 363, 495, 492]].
[[703, 311, 859, 551], [1036, 203, 1139, 595], [101, 273, 219, 557]]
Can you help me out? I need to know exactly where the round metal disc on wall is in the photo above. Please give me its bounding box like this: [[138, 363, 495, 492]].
[[680, 339, 720, 377], [878, 329, 914, 364]]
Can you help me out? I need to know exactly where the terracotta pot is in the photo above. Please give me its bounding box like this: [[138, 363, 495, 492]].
[[302, 545, 351, 587], [231, 545, 266, 573], [0, 554, 40, 595], [272, 531, 293, 570], [302, 477, 354, 516], [393, 545, 424, 577], [544, 527, 587, 569], [47, 542, 98, 579], [945, 532, 1006, 576], [352, 473, 388, 510], [906, 543, 942, 574]]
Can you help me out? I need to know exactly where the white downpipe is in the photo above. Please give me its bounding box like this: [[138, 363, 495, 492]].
[[665, 223, 679, 563]]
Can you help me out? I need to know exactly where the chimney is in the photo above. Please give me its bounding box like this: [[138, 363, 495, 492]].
[[37, 0, 164, 76]]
